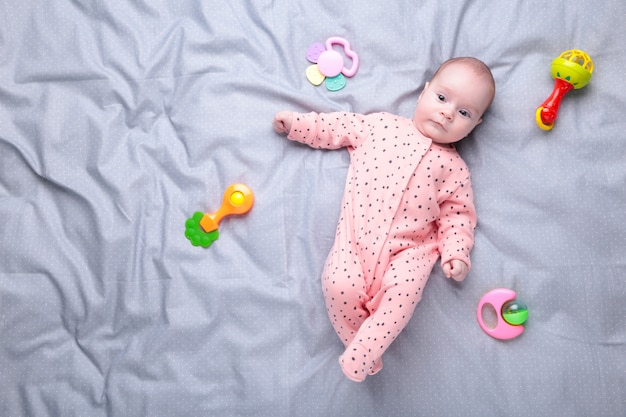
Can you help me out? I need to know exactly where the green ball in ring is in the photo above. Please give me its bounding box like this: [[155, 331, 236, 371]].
[[502, 300, 528, 326]]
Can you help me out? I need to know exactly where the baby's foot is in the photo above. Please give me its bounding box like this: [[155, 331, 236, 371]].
[[339, 342, 377, 382], [369, 358, 383, 376]]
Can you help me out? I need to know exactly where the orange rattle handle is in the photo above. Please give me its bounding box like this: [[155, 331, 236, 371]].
[[199, 184, 254, 233]]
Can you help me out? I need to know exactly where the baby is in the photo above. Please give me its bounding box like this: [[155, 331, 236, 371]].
[[273, 57, 495, 382]]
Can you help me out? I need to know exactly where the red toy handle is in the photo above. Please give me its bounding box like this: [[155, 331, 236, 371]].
[[538, 78, 575, 126]]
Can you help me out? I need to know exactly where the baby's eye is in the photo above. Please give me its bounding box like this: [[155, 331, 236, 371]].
[[437, 94, 446, 102], [459, 110, 470, 118]]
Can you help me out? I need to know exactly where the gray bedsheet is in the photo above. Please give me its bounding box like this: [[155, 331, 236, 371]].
[[1, 1, 625, 416]]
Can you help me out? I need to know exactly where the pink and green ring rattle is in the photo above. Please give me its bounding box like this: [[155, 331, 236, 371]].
[[185, 184, 254, 248], [477, 288, 528, 340], [306, 37, 359, 91]]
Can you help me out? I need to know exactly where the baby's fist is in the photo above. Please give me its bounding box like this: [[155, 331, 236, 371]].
[[442, 260, 468, 282], [273, 111, 293, 134]]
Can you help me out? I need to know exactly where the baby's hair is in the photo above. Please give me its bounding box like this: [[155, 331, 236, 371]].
[[433, 57, 496, 109]]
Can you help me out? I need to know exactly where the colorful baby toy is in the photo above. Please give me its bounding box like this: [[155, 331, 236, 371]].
[[536, 49, 594, 131], [477, 288, 528, 340], [306, 37, 359, 91], [185, 184, 254, 248]]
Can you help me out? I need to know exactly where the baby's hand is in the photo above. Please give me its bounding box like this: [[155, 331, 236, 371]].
[[273, 111, 293, 134], [442, 260, 468, 282]]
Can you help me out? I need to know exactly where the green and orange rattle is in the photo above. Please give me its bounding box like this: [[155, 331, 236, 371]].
[[536, 49, 594, 131], [185, 184, 254, 248]]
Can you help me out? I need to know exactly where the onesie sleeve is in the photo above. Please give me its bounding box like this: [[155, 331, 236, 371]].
[[287, 111, 370, 150], [436, 177, 477, 270]]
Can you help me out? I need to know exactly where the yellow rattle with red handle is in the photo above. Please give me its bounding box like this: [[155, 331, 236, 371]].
[[185, 184, 254, 248], [536, 50, 594, 131]]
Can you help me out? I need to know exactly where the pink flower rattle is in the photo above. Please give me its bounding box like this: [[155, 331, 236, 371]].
[[305, 37, 359, 91]]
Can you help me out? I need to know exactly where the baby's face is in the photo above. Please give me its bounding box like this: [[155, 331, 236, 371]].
[[413, 63, 493, 144]]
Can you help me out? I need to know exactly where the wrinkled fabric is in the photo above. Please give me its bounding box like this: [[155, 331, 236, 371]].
[[1, 1, 625, 416]]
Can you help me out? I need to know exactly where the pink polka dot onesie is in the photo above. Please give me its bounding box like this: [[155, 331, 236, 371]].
[[286, 111, 476, 382]]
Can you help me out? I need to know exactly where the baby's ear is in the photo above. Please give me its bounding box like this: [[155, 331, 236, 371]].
[[418, 82, 430, 101]]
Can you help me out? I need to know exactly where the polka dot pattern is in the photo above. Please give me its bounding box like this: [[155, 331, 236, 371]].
[[288, 111, 477, 381]]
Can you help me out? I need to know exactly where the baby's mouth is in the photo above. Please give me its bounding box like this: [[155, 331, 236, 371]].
[[432, 120, 446, 131]]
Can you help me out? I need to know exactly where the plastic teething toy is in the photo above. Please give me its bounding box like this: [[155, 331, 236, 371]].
[[306, 37, 359, 91], [536, 50, 594, 131], [477, 288, 528, 340], [185, 184, 254, 248]]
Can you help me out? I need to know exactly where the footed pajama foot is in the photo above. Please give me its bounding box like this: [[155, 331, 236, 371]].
[[339, 342, 381, 382], [369, 357, 383, 376]]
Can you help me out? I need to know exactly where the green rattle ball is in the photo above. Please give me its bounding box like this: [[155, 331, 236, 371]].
[[502, 300, 528, 326]]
